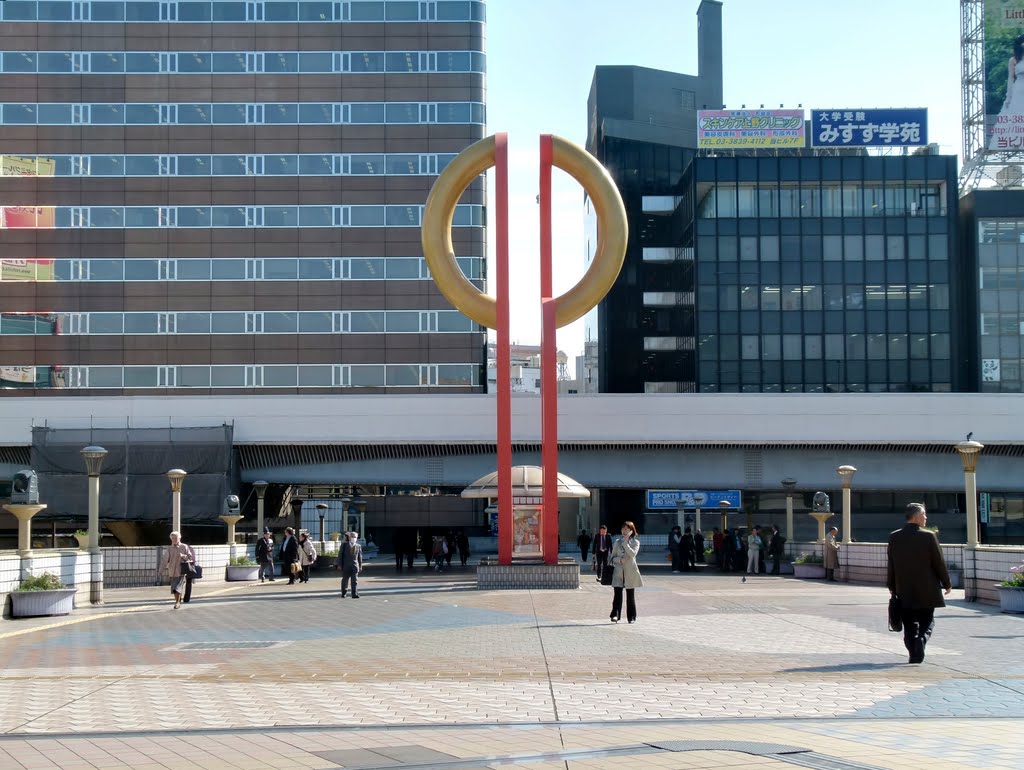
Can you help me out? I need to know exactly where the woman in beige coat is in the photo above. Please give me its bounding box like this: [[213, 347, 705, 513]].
[[165, 531, 196, 609], [609, 521, 643, 624]]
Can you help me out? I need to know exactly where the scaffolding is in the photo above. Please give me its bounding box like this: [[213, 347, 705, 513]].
[[959, 0, 1024, 192]]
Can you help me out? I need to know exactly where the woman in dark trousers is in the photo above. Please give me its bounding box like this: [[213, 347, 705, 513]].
[[609, 521, 643, 624]]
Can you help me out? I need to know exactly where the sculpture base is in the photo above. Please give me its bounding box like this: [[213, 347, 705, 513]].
[[476, 557, 580, 590]]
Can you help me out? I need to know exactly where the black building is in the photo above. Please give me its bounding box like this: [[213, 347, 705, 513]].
[[687, 153, 962, 393], [960, 189, 1024, 393], [584, 0, 722, 394]]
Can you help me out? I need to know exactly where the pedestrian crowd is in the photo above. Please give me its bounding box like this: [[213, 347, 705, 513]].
[[162, 502, 957, 666]]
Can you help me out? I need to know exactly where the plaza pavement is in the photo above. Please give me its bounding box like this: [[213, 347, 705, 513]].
[[0, 560, 1021, 770]]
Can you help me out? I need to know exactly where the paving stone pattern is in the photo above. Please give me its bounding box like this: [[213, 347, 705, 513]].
[[0, 566, 1021, 769]]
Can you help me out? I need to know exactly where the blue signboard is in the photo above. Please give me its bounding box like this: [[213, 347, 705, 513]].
[[811, 108, 928, 148], [646, 490, 742, 511]]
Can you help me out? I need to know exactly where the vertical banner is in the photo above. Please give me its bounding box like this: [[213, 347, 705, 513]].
[[986, 0, 1024, 150]]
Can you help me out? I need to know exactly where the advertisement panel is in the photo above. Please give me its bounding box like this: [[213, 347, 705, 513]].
[[811, 109, 928, 148], [986, 0, 1024, 150], [1, 155, 56, 176], [0, 155, 56, 231], [0, 259, 55, 281], [697, 109, 805, 149], [646, 490, 742, 511]]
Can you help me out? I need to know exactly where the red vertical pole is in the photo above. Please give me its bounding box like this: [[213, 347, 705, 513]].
[[495, 133, 513, 565], [539, 135, 559, 565]]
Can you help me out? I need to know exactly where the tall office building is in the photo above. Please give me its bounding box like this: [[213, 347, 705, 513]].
[[584, 0, 722, 393], [684, 152, 962, 394], [960, 190, 1024, 393], [0, 0, 487, 395]]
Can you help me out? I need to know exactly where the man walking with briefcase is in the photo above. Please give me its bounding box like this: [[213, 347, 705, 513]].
[[887, 503, 952, 664]]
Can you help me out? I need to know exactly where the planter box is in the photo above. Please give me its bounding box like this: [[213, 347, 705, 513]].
[[996, 585, 1024, 614], [10, 588, 77, 618], [948, 570, 962, 589], [792, 563, 826, 579], [225, 565, 260, 582], [74, 534, 89, 550]]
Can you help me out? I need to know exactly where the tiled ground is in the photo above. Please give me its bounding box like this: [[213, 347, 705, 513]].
[[0, 564, 1021, 769]]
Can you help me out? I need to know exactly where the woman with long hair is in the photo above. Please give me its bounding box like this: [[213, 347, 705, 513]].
[[990, 35, 1024, 149], [609, 520, 643, 624]]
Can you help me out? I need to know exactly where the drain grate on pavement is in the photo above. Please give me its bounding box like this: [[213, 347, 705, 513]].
[[646, 740, 808, 755], [162, 641, 291, 652]]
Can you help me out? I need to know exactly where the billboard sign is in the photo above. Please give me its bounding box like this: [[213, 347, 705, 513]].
[[986, 0, 1024, 150], [646, 489, 742, 510], [811, 109, 928, 148], [980, 492, 991, 524], [0, 259, 55, 281], [697, 109, 805, 149]]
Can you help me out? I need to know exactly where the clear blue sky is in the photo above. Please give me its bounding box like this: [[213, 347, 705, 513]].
[[480, 0, 962, 364]]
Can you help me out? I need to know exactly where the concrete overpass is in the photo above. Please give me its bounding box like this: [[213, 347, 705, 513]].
[[2, 393, 1022, 493]]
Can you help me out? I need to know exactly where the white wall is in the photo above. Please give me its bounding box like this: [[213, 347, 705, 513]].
[[1, 393, 1022, 446]]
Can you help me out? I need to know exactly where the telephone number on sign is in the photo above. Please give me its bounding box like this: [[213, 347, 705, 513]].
[[995, 115, 1024, 124]]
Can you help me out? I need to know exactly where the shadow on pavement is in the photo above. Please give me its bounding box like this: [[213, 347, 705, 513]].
[[780, 662, 904, 673]]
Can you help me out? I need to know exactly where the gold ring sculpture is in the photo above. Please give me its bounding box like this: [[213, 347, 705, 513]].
[[421, 134, 628, 330]]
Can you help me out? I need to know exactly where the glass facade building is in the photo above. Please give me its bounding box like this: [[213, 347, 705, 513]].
[[689, 154, 962, 393], [961, 190, 1024, 393], [0, 0, 486, 394]]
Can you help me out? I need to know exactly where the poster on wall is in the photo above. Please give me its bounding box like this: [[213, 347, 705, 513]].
[[986, 0, 1024, 150], [697, 109, 805, 149]]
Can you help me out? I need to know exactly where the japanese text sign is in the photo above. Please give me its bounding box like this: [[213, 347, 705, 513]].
[[697, 109, 805, 149], [811, 108, 928, 148]]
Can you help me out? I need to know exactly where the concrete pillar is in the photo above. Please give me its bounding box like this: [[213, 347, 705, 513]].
[[167, 469, 187, 533], [254, 480, 268, 535], [4, 503, 47, 557], [837, 465, 857, 544], [220, 515, 244, 545]]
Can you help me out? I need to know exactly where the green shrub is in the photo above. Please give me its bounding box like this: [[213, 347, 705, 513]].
[[229, 555, 258, 566], [74, 529, 88, 537], [793, 553, 823, 565], [17, 572, 65, 591]]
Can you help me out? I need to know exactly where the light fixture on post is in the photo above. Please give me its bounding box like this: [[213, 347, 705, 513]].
[[956, 439, 984, 547], [166, 469, 187, 534], [253, 480, 269, 535], [339, 495, 352, 536], [718, 499, 731, 532], [836, 465, 857, 545], [288, 498, 304, 536], [81, 446, 108, 605], [316, 503, 328, 544], [781, 478, 797, 543]]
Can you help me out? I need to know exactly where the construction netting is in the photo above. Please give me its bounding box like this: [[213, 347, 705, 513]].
[[31, 425, 234, 523]]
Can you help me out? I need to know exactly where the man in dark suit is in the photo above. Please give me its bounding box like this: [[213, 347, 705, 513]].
[[337, 530, 364, 598], [278, 526, 300, 584], [593, 525, 612, 582], [255, 528, 276, 583], [887, 502, 952, 664]]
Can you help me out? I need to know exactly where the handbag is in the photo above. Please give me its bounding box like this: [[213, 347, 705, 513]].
[[600, 563, 614, 586], [183, 560, 197, 577], [888, 595, 903, 632], [290, 561, 301, 575]]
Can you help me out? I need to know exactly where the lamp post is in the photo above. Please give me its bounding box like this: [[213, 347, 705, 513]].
[[253, 480, 269, 535], [956, 440, 984, 547], [166, 469, 187, 533], [289, 498, 304, 535], [782, 478, 797, 543], [718, 499, 730, 533], [316, 503, 328, 544], [81, 446, 108, 605], [339, 495, 352, 535], [836, 465, 857, 545]]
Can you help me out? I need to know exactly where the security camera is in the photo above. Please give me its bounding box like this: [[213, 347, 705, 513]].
[[225, 494, 240, 514], [11, 470, 39, 504]]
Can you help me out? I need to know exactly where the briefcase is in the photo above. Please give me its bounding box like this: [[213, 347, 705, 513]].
[[888, 595, 902, 632], [600, 563, 614, 586]]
